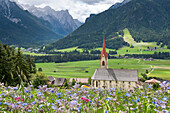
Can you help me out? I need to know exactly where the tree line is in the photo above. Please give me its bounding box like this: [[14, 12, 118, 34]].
[[0, 43, 36, 86], [125, 52, 170, 59], [33, 49, 117, 63]]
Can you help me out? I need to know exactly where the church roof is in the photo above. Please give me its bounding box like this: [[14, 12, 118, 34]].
[[100, 37, 107, 60], [91, 68, 138, 82]]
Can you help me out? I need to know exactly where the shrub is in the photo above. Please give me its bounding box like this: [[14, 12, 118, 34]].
[[153, 83, 160, 90], [64, 79, 69, 89], [38, 68, 43, 72], [88, 77, 91, 85], [32, 72, 48, 88], [71, 79, 76, 86]]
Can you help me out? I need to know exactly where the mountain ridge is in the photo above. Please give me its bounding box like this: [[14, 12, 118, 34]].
[[45, 0, 170, 50], [0, 0, 63, 47], [22, 5, 82, 36]]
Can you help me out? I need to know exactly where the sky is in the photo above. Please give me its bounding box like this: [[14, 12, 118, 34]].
[[14, 0, 123, 22]]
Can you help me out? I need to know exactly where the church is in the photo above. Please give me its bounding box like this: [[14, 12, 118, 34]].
[[91, 37, 138, 90]]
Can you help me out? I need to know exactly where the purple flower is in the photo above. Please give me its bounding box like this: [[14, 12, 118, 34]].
[[28, 110, 32, 112]]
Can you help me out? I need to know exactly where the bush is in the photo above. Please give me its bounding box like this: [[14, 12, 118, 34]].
[[64, 79, 69, 89], [88, 77, 91, 85], [32, 72, 48, 88], [153, 83, 160, 90], [71, 79, 76, 86], [38, 68, 43, 72]]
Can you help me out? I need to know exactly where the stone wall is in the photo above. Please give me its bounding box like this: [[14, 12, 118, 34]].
[[91, 80, 137, 90]]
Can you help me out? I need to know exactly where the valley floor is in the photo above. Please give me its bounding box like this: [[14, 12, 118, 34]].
[[36, 59, 170, 80]]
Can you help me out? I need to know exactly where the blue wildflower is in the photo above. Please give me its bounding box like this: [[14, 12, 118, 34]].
[[28, 110, 32, 112], [51, 106, 57, 110], [105, 110, 109, 113], [25, 90, 29, 93], [39, 104, 43, 108], [78, 106, 81, 111], [162, 81, 166, 84], [148, 86, 151, 88], [13, 87, 18, 90], [47, 103, 50, 106], [37, 92, 43, 96], [125, 93, 130, 97], [106, 98, 111, 101], [22, 103, 28, 106]]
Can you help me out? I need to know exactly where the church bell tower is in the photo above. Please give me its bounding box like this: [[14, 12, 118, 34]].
[[100, 36, 108, 69]]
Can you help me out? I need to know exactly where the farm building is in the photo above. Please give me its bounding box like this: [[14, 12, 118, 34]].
[[48, 76, 66, 87], [69, 78, 88, 84], [91, 37, 138, 89]]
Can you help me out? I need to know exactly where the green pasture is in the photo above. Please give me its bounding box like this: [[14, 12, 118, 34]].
[[23, 52, 50, 56], [36, 59, 170, 80], [123, 28, 136, 45], [117, 46, 170, 55], [56, 47, 83, 52]]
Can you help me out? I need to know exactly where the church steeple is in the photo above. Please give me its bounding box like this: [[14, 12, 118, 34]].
[[100, 36, 108, 69]]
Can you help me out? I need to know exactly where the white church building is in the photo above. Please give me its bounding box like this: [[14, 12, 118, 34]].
[[91, 37, 138, 90]]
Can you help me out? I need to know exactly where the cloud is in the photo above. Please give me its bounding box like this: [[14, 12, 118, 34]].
[[16, 0, 124, 22], [78, 0, 104, 5]]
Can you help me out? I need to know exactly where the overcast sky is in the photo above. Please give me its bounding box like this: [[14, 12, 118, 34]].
[[15, 0, 123, 22]]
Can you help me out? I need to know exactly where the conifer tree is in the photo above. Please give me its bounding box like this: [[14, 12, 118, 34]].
[[13, 48, 30, 84], [0, 43, 13, 85], [26, 55, 36, 74]]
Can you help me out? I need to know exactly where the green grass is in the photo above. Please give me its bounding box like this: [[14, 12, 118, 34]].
[[93, 48, 114, 53], [123, 28, 136, 45], [116, 46, 170, 55], [57, 47, 83, 52], [36, 59, 170, 80], [23, 52, 50, 56]]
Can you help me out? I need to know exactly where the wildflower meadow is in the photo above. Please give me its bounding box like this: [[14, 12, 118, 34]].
[[0, 82, 169, 113]]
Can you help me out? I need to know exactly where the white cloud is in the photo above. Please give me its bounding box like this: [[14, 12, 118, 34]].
[[16, 0, 123, 22]]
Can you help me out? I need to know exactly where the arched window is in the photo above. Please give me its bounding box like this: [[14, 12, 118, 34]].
[[96, 81, 98, 87], [102, 61, 105, 66]]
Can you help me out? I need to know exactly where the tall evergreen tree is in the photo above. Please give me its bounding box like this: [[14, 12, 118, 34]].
[[26, 55, 36, 74], [0, 43, 13, 85], [13, 48, 30, 84]]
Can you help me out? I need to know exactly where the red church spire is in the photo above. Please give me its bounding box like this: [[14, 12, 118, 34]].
[[100, 36, 107, 60]]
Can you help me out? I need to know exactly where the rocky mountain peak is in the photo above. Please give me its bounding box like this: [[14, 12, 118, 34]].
[[22, 4, 82, 35]]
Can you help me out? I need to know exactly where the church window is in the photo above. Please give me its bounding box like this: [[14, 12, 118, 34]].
[[96, 81, 98, 87], [102, 61, 105, 66]]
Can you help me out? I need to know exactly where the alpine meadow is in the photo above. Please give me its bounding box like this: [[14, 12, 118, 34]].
[[0, 0, 170, 112]]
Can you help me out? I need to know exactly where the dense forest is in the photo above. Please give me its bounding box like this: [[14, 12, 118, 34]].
[[0, 43, 36, 86]]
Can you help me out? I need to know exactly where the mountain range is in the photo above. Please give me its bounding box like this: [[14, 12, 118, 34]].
[[23, 5, 82, 36], [0, 0, 82, 47], [45, 0, 170, 50]]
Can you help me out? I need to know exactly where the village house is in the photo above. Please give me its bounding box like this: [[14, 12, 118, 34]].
[[69, 78, 89, 84], [91, 37, 138, 90], [48, 76, 66, 87]]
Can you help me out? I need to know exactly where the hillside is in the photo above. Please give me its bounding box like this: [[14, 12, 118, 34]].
[[0, 0, 63, 47], [45, 0, 170, 50]]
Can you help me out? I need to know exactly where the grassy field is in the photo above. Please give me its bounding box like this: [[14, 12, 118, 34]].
[[123, 28, 136, 45], [56, 47, 83, 52], [36, 59, 170, 80], [23, 52, 49, 56]]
